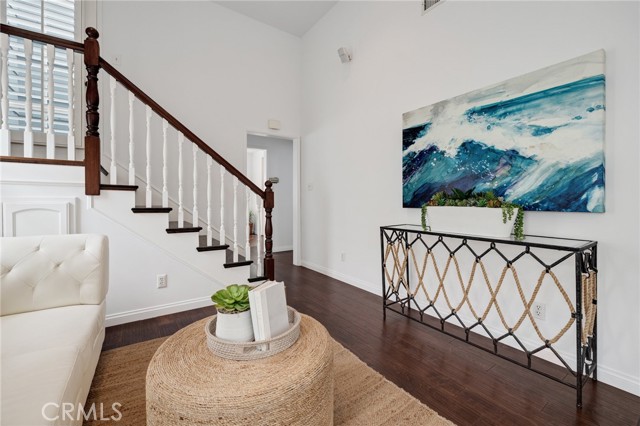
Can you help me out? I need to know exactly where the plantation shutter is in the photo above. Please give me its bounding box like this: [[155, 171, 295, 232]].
[[5, 0, 75, 133]]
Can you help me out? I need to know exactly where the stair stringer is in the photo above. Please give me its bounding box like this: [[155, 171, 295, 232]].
[[91, 190, 252, 285]]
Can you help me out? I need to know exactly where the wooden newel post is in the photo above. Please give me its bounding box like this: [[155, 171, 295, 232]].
[[264, 180, 275, 280], [84, 27, 100, 195]]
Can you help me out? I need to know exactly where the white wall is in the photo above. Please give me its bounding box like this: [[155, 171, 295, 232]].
[[248, 134, 294, 252], [301, 1, 640, 395], [99, 1, 301, 165]]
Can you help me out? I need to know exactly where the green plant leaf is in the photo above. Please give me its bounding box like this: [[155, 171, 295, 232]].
[[424, 188, 526, 240], [211, 284, 251, 312], [235, 302, 250, 312], [227, 284, 241, 300]]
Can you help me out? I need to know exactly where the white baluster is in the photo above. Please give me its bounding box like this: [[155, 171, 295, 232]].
[[23, 39, 34, 157], [128, 92, 135, 185], [256, 196, 263, 275], [0, 34, 9, 155], [177, 132, 185, 227], [245, 187, 251, 263], [192, 145, 199, 226], [219, 166, 225, 244], [233, 176, 238, 262], [66, 49, 75, 160], [145, 105, 152, 207], [162, 119, 168, 207], [45, 44, 55, 159], [109, 75, 117, 182], [206, 157, 213, 245]]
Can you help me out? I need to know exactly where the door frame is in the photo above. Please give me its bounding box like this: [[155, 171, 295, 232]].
[[246, 131, 301, 267]]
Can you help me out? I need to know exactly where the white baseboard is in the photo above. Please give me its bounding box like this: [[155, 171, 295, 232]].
[[299, 258, 640, 397], [106, 296, 212, 327], [274, 245, 293, 252], [596, 365, 640, 396], [301, 259, 379, 295]]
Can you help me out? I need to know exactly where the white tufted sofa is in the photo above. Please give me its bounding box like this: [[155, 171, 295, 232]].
[[1, 234, 108, 425]]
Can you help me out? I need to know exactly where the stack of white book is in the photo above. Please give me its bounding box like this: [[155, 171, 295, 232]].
[[249, 281, 289, 342]]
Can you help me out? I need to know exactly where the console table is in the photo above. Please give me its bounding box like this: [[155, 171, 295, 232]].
[[380, 224, 598, 407]]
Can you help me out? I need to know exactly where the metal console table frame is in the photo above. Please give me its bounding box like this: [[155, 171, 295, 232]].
[[380, 224, 598, 408]]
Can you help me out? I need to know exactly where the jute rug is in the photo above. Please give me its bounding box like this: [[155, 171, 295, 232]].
[[84, 336, 454, 425]]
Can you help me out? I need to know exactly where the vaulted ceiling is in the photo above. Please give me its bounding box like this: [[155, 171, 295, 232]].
[[215, 1, 338, 37]]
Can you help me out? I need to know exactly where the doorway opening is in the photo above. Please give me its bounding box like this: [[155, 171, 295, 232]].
[[246, 133, 301, 267]]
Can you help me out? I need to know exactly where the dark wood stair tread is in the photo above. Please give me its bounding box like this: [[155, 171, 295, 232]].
[[132, 206, 172, 213], [101, 184, 139, 191], [223, 249, 253, 268], [248, 276, 267, 283], [196, 235, 229, 251], [166, 221, 202, 233]]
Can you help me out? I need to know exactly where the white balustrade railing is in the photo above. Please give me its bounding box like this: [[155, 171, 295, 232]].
[[178, 132, 185, 226], [128, 91, 135, 185], [192, 145, 199, 226], [23, 39, 34, 157], [109, 76, 117, 182], [219, 166, 226, 244], [0, 34, 9, 155], [0, 36, 77, 161], [256, 196, 263, 275], [206, 156, 213, 245], [245, 187, 251, 263], [45, 44, 55, 159], [66, 48, 75, 160], [233, 176, 239, 262], [162, 119, 169, 207], [145, 105, 152, 207]]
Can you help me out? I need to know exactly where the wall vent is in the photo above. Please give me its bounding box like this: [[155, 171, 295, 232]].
[[422, 0, 443, 14]]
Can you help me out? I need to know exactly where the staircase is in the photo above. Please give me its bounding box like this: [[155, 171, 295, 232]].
[[0, 24, 275, 284]]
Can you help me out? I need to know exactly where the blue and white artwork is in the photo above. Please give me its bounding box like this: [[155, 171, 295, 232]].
[[402, 50, 605, 212]]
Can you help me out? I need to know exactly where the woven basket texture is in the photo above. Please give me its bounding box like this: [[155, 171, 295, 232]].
[[146, 314, 334, 425], [205, 306, 301, 360]]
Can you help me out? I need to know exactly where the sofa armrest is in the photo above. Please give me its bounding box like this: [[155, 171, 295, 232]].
[[0, 234, 109, 316]]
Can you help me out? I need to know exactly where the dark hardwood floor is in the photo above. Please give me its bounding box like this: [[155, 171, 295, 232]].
[[103, 252, 640, 426]]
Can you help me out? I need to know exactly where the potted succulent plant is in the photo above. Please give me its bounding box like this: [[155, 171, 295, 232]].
[[211, 284, 254, 342], [421, 188, 525, 240]]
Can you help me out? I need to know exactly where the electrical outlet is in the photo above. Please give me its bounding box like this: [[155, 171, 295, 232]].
[[533, 303, 546, 321], [157, 274, 167, 289]]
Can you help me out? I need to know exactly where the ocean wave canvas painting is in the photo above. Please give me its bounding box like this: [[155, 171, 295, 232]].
[[402, 50, 605, 212]]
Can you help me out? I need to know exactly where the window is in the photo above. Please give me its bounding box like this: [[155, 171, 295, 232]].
[[3, 0, 77, 137]]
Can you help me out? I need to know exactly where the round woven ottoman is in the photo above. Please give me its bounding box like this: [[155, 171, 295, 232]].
[[146, 314, 334, 425]]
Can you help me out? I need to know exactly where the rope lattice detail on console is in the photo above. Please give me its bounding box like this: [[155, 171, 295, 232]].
[[393, 241, 580, 345], [582, 272, 597, 346]]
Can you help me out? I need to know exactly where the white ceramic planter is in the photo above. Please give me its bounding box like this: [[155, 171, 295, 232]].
[[215, 310, 254, 342], [425, 206, 518, 238]]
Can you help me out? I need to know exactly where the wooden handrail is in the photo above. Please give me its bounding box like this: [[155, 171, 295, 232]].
[[99, 58, 266, 200], [0, 156, 84, 167], [0, 24, 85, 52]]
